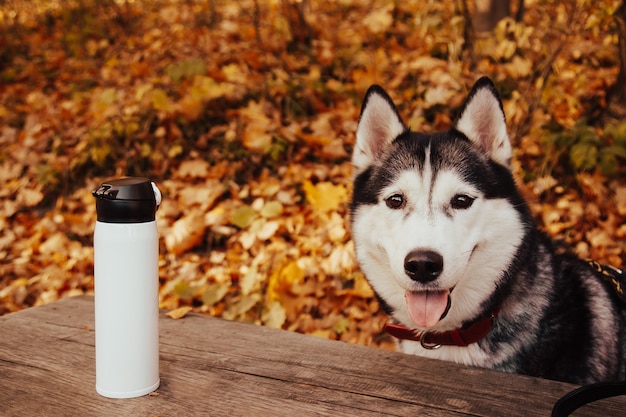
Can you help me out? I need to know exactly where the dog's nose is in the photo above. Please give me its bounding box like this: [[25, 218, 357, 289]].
[[404, 250, 444, 282]]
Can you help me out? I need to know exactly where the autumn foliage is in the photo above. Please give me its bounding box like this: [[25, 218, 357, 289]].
[[0, 0, 624, 349]]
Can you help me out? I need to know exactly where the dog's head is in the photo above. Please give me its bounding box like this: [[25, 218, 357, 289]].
[[350, 77, 526, 332]]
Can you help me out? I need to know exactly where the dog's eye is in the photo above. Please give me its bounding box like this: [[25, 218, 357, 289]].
[[451, 194, 475, 210], [386, 194, 405, 209]]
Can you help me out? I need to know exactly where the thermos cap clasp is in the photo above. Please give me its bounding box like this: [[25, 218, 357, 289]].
[[93, 184, 117, 199]]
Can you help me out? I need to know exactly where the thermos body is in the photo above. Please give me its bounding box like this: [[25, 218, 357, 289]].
[[94, 221, 160, 398], [93, 177, 161, 398]]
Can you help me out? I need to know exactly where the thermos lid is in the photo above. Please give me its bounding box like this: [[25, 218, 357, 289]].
[[93, 177, 161, 223]]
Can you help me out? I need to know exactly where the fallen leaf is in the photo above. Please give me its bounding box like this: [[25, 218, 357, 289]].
[[175, 159, 211, 179], [267, 261, 304, 301], [231, 205, 256, 229], [166, 306, 193, 319], [177, 181, 224, 211], [260, 201, 283, 218], [17, 187, 44, 208], [363, 4, 393, 34], [302, 180, 348, 212], [165, 211, 206, 254], [202, 282, 230, 306], [262, 300, 287, 329]]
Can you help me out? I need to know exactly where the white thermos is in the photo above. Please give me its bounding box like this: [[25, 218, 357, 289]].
[[93, 177, 161, 398]]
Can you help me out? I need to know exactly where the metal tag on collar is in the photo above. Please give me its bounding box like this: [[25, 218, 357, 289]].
[[419, 331, 442, 350]]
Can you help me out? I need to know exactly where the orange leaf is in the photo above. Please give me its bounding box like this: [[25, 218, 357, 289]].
[[165, 211, 206, 255]]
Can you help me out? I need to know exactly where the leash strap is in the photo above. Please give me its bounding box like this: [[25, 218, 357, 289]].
[[552, 381, 626, 417], [587, 260, 626, 304]]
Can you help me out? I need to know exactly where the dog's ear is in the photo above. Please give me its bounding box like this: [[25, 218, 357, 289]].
[[454, 77, 512, 167], [353, 85, 406, 175]]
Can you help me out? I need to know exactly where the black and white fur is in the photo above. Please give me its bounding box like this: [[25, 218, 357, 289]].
[[350, 77, 626, 384]]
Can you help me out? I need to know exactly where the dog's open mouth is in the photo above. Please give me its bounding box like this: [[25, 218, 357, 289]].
[[405, 289, 451, 328]]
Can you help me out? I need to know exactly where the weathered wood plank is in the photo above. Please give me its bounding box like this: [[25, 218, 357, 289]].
[[0, 298, 459, 416], [1, 296, 624, 416]]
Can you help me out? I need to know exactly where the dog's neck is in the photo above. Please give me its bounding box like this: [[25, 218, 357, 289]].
[[384, 309, 499, 350]]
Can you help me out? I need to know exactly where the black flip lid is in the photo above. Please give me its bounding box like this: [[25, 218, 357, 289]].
[[93, 177, 159, 223]]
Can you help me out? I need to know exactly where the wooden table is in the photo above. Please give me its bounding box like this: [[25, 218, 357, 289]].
[[1, 296, 624, 416]]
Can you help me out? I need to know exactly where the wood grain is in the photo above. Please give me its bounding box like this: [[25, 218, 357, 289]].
[[1, 296, 624, 416]]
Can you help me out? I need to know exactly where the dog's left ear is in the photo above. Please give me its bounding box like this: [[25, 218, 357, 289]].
[[454, 77, 512, 167]]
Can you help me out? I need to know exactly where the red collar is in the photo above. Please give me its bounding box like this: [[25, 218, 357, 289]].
[[384, 309, 499, 349]]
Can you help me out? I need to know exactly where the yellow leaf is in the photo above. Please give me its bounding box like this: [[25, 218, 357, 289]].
[[222, 63, 246, 83], [267, 260, 304, 301], [223, 293, 261, 321], [231, 205, 256, 229], [352, 274, 375, 299], [310, 329, 333, 339], [260, 201, 283, 218], [166, 306, 193, 320], [262, 301, 286, 329], [173, 281, 195, 300], [332, 317, 350, 334], [202, 283, 230, 306], [240, 266, 261, 296], [302, 180, 348, 212], [151, 88, 172, 112], [168, 144, 184, 158], [90, 88, 119, 121], [135, 83, 153, 101]]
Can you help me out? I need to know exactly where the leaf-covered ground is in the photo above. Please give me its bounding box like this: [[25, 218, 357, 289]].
[[1, 0, 625, 350]]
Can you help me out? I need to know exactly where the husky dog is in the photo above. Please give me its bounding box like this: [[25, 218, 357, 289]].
[[350, 77, 626, 384]]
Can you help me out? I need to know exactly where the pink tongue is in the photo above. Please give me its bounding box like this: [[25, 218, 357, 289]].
[[405, 290, 450, 328]]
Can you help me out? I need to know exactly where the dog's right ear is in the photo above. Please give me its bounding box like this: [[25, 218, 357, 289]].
[[353, 85, 406, 175]]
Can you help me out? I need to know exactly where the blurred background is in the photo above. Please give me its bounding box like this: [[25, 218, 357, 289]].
[[0, 0, 624, 350]]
